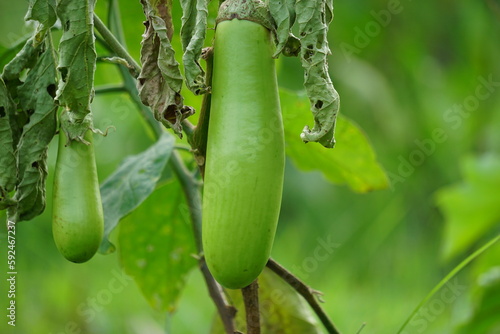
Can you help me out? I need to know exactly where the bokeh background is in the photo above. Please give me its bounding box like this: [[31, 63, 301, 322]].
[[1, 0, 500, 333]]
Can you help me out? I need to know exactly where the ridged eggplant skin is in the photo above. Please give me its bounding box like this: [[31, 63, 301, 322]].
[[52, 130, 104, 263], [202, 19, 285, 289]]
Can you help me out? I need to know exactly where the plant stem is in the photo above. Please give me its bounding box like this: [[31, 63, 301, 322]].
[[242, 280, 261, 334], [93, 13, 141, 77], [169, 150, 203, 251], [267, 259, 341, 334], [108, 0, 126, 45], [181, 119, 195, 141], [200, 256, 238, 333], [356, 323, 366, 334], [188, 47, 214, 176], [94, 84, 126, 94]]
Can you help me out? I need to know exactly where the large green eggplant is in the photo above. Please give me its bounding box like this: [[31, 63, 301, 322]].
[[202, 18, 285, 289]]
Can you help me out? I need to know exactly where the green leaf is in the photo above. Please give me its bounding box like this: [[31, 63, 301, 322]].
[[211, 268, 324, 334], [1, 37, 42, 151], [0, 35, 33, 71], [281, 89, 388, 193], [138, 0, 194, 137], [180, 0, 208, 95], [2, 36, 40, 84], [119, 180, 197, 312], [435, 154, 500, 260], [13, 40, 58, 221], [56, 0, 97, 141], [25, 0, 57, 46], [0, 78, 17, 201], [269, 0, 297, 57], [295, 0, 338, 148], [99, 132, 175, 253]]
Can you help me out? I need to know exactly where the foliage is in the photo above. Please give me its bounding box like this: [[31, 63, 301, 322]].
[[119, 180, 197, 312], [99, 132, 175, 253], [1, 36, 57, 222]]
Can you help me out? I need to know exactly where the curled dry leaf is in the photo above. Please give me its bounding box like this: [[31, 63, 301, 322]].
[[138, 0, 194, 137]]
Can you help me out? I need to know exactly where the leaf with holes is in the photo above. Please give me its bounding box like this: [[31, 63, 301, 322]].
[[0, 35, 58, 221], [0, 78, 17, 209], [56, 0, 97, 141], [180, 0, 208, 95], [13, 41, 58, 221], [138, 0, 194, 137], [295, 0, 338, 148]]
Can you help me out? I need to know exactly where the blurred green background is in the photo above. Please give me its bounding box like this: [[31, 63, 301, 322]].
[[1, 0, 500, 333]]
